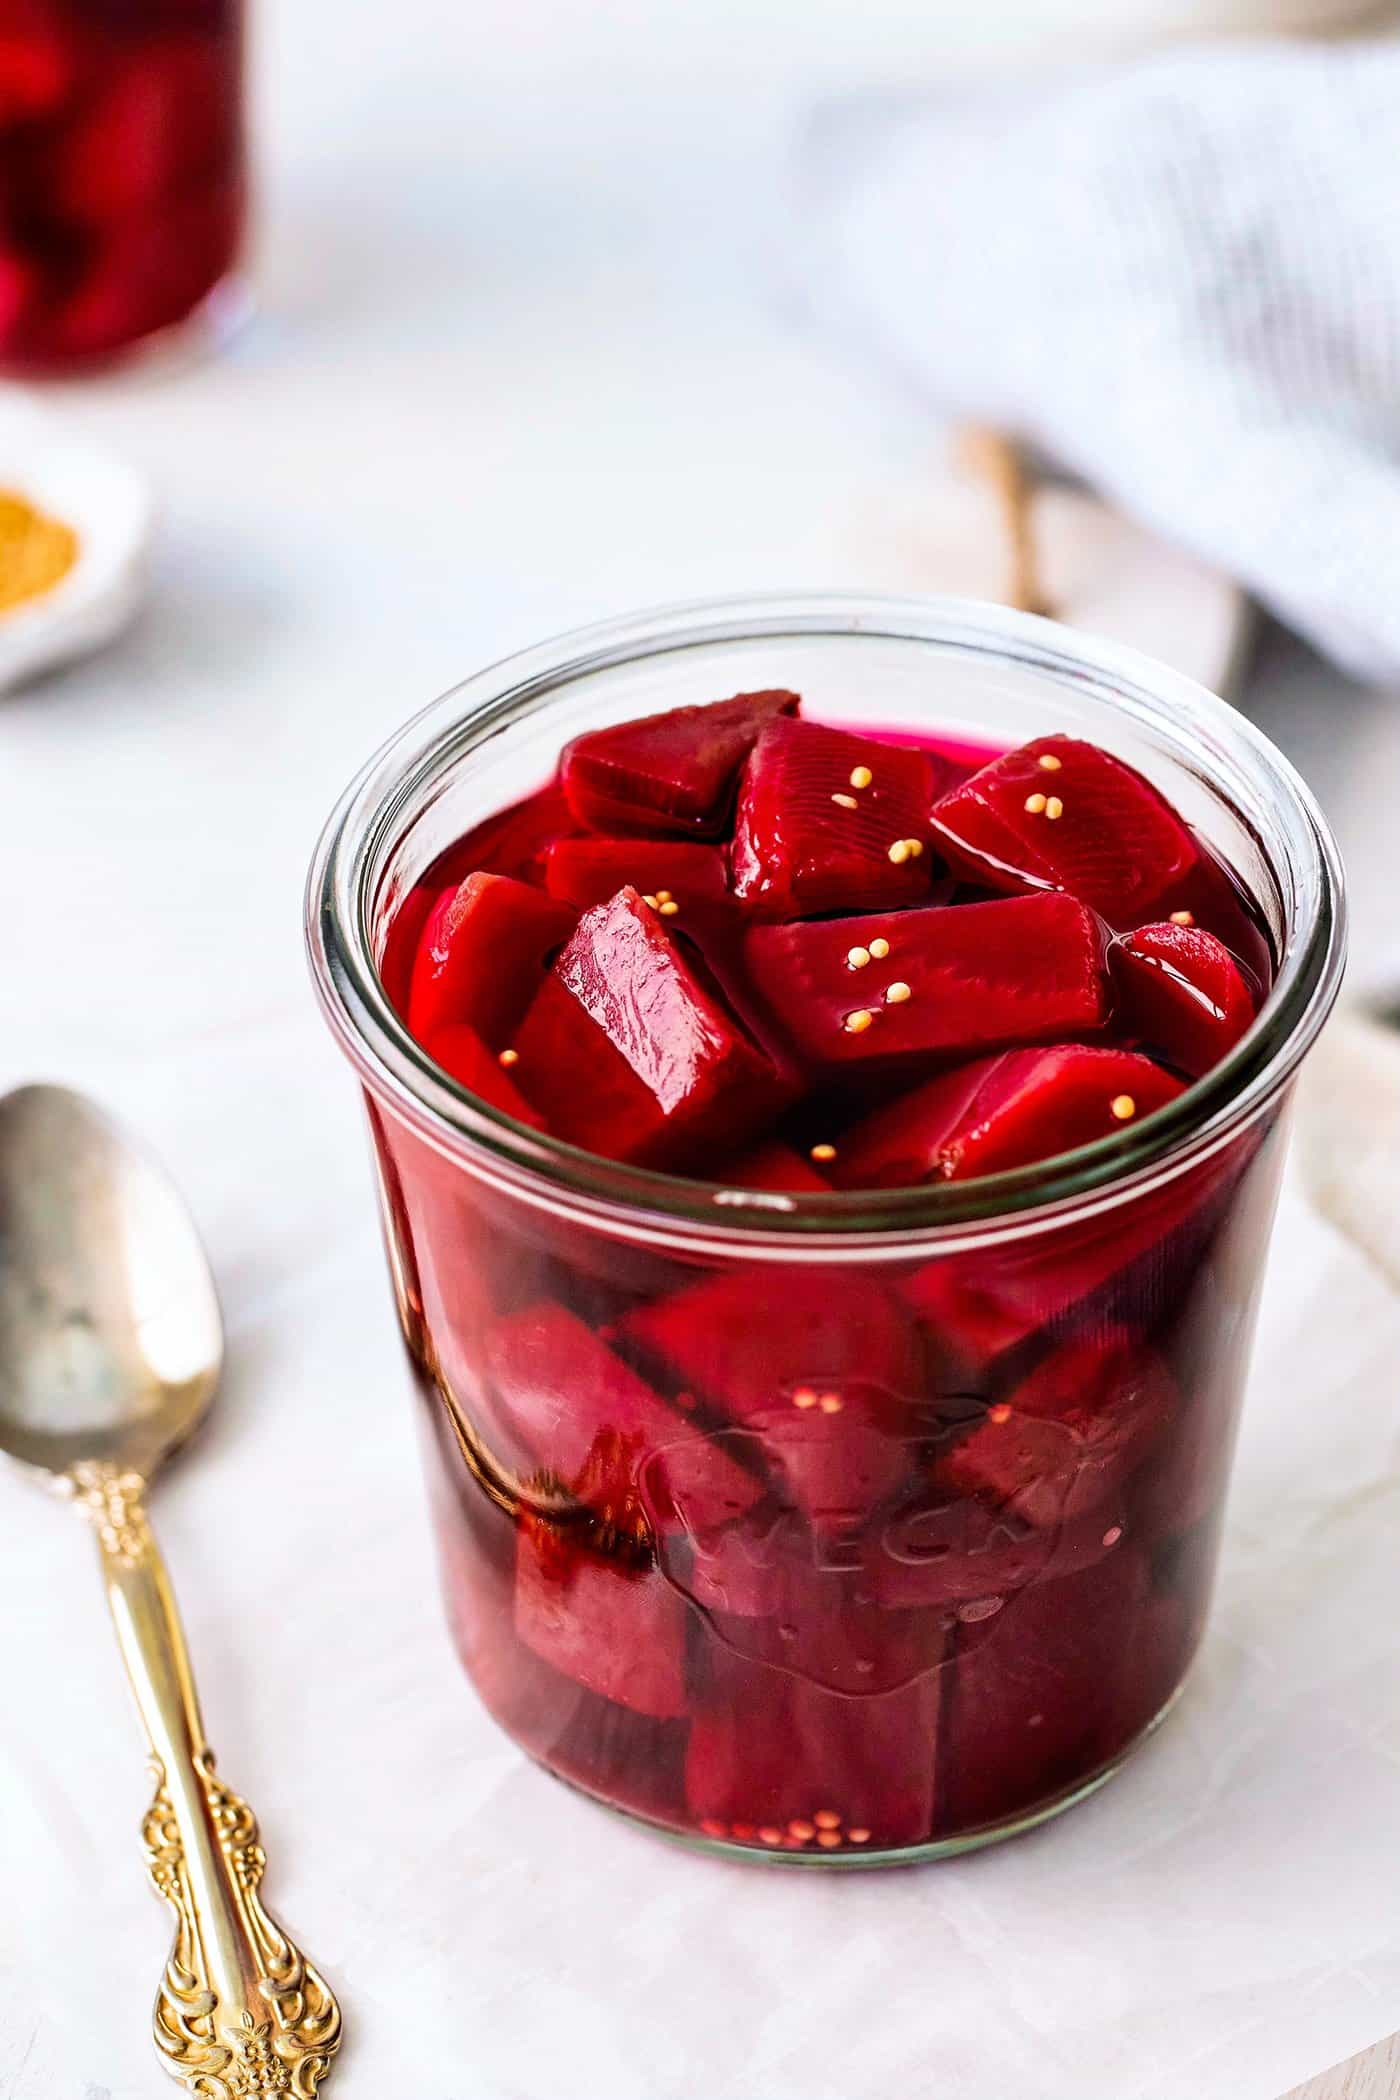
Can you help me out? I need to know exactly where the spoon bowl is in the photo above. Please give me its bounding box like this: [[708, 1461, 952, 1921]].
[[0, 1083, 222, 1480]]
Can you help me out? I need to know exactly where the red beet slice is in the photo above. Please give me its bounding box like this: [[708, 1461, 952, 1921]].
[[626, 1269, 922, 1411], [931, 735, 1202, 929], [939, 1545, 1152, 1834], [432, 1414, 694, 1827], [511, 887, 791, 1169], [934, 1339, 1174, 1533], [760, 1381, 921, 1535], [900, 1130, 1253, 1366], [514, 1518, 688, 1718], [425, 1023, 547, 1127], [686, 1625, 944, 1849], [714, 1140, 832, 1193], [835, 1045, 1185, 1188], [561, 688, 798, 837], [623, 1270, 922, 1530], [1111, 920, 1257, 1077], [543, 836, 728, 914], [746, 891, 1107, 1078], [730, 717, 938, 918], [485, 1305, 762, 1536], [407, 872, 576, 1048]]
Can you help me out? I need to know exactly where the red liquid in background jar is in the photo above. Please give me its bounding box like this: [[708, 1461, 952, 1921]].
[[0, 0, 245, 373], [369, 698, 1283, 1856]]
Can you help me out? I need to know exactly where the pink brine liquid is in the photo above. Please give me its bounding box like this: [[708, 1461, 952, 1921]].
[[0, 0, 245, 372], [372, 692, 1284, 1856]]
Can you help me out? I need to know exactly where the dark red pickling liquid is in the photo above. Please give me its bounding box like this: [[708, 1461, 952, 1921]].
[[0, 0, 244, 373], [370, 698, 1285, 1855]]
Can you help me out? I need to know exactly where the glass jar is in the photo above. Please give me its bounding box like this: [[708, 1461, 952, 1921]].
[[306, 593, 1344, 1865], [0, 0, 247, 374]]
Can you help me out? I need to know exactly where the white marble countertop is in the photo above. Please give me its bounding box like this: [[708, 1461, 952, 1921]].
[[3, 13, 1400, 2099]]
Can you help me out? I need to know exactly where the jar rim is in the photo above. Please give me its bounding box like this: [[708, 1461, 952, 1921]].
[[305, 590, 1346, 1257]]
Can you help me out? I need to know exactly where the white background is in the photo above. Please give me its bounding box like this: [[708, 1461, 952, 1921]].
[[2, 5, 1400, 2097]]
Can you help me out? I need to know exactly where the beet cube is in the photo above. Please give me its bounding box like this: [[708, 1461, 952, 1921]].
[[624, 1269, 922, 1530], [746, 891, 1107, 1078], [1111, 920, 1257, 1076], [543, 836, 728, 914], [685, 1627, 943, 1850], [934, 1339, 1174, 1532], [931, 735, 1202, 929], [514, 1519, 688, 1719], [939, 1545, 1152, 1834], [511, 887, 790, 1168], [834, 1044, 1185, 1188], [485, 1304, 762, 1537], [407, 871, 576, 1047], [730, 717, 939, 918], [561, 688, 798, 837]]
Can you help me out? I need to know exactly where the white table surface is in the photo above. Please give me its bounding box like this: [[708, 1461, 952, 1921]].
[[4, 12, 1400, 2099]]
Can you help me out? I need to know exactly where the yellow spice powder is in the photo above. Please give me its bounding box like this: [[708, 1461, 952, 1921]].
[[0, 489, 80, 616]]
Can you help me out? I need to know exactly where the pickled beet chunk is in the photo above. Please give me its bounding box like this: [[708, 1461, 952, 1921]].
[[425, 1024, 546, 1127], [625, 1269, 921, 1422], [485, 1304, 763, 1536], [834, 1044, 1186, 1187], [511, 887, 792, 1169], [931, 735, 1202, 929], [685, 1632, 943, 1850], [1111, 920, 1257, 1076], [934, 1338, 1174, 1533], [561, 688, 798, 837], [900, 1135, 1249, 1362], [514, 1517, 688, 1718], [729, 717, 939, 918], [745, 891, 1107, 1077], [623, 1269, 923, 1530], [543, 836, 728, 914], [407, 872, 576, 1048], [938, 1545, 1152, 1834]]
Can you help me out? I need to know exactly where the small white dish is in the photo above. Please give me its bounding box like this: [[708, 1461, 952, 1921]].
[[0, 391, 151, 694]]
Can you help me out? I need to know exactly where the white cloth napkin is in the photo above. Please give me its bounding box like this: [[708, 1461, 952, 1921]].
[[807, 39, 1400, 683]]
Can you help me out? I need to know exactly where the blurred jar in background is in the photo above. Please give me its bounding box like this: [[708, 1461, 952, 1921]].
[[0, 0, 246, 374]]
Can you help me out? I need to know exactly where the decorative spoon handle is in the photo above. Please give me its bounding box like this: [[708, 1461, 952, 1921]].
[[69, 1462, 342, 2096]]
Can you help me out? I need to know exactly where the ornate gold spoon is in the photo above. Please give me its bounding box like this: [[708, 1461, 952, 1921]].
[[0, 1084, 342, 2095]]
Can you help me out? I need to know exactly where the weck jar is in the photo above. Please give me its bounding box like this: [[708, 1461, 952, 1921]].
[[0, 0, 247, 374], [306, 593, 1344, 1864]]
